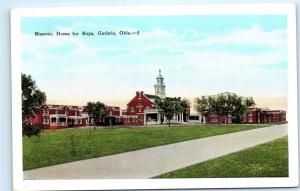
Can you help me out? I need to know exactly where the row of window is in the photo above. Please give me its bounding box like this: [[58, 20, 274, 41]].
[[122, 117, 143, 123], [43, 117, 86, 125], [210, 117, 232, 123], [130, 105, 151, 113], [43, 110, 79, 116]]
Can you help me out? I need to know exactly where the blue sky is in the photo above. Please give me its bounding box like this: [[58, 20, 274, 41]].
[[21, 15, 288, 110]]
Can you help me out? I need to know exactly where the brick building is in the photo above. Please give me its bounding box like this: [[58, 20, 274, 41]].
[[27, 104, 121, 130], [121, 91, 189, 125], [242, 108, 261, 124], [26, 70, 285, 129], [259, 109, 286, 123], [121, 70, 190, 125], [202, 107, 286, 124], [27, 104, 88, 130], [206, 113, 232, 124]]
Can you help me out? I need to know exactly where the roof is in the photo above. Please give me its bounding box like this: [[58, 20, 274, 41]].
[[144, 94, 180, 102], [144, 94, 160, 100], [47, 104, 79, 109]]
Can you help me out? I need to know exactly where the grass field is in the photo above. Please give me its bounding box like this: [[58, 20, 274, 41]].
[[23, 124, 269, 170], [156, 136, 288, 178]]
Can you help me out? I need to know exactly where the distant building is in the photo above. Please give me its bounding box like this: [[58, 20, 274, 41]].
[[258, 109, 286, 123], [121, 91, 189, 125], [121, 70, 190, 125], [27, 70, 286, 129], [203, 107, 286, 124], [104, 106, 121, 125], [242, 108, 261, 124], [206, 112, 232, 124], [27, 104, 88, 129], [28, 104, 121, 129]]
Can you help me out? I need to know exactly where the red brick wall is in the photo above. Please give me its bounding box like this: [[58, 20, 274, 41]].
[[121, 91, 155, 125], [121, 114, 144, 126], [106, 106, 120, 116], [206, 113, 232, 124], [126, 91, 155, 115]]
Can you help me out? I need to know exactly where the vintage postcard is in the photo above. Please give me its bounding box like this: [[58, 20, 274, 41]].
[[11, 4, 298, 190]]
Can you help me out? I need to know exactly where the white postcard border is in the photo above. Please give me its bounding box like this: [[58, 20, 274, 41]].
[[11, 3, 298, 190]]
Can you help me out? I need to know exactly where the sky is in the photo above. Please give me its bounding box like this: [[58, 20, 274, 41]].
[[21, 15, 288, 111]]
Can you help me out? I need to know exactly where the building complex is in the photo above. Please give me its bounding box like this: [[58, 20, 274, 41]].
[[27, 70, 286, 130]]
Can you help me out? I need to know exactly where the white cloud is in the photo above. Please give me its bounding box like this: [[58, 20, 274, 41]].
[[197, 25, 286, 48]]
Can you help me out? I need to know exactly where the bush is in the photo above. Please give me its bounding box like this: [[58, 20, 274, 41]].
[[22, 122, 43, 137]]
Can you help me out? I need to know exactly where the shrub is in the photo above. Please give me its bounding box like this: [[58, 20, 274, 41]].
[[22, 122, 43, 137]]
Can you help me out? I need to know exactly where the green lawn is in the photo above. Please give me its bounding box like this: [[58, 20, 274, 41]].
[[23, 124, 269, 170], [156, 136, 288, 178]]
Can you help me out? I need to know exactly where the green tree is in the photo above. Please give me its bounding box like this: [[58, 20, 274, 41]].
[[214, 94, 227, 124], [259, 108, 270, 123], [179, 99, 190, 121], [22, 73, 46, 136], [86, 101, 107, 130], [155, 98, 177, 126], [172, 100, 181, 121], [231, 97, 255, 123], [194, 96, 210, 123], [22, 73, 46, 121], [195, 93, 255, 124], [21, 74, 46, 116]]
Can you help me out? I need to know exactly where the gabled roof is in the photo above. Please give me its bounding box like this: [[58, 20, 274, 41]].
[[144, 94, 160, 100], [144, 94, 181, 102]]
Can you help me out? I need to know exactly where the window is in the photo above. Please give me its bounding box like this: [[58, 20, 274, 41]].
[[131, 106, 134, 113], [51, 118, 56, 123], [43, 117, 49, 124], [59, 118, 66, 123], [43, 109, 48, 116]]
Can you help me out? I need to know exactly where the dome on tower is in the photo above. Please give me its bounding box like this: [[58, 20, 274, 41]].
[[156, 69, 163, 79], [154, 69, 166, 98]]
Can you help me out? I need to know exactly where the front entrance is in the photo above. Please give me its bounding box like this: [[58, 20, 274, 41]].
[[145, 113, 158, 125]]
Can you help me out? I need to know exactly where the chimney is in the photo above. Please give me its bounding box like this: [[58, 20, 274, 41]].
[[136, 91, 144, 96]]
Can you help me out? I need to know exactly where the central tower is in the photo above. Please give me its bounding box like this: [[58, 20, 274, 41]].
[[154, 69, 166, 98]]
